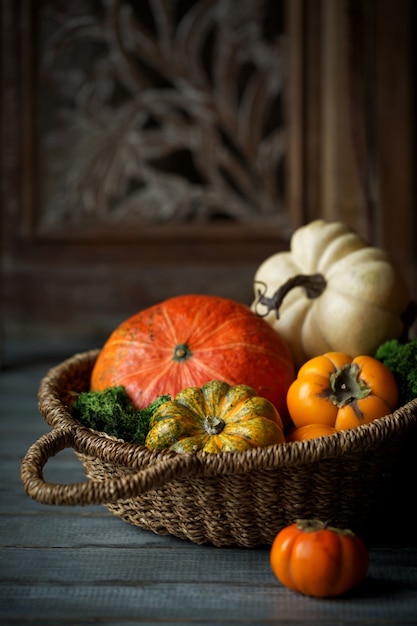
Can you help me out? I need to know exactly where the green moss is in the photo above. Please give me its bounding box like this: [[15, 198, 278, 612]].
[[72, 386, 170, 445], [375, 339, 417, 405]]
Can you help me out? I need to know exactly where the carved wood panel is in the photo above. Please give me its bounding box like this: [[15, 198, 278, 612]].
[[23, 0, 290, 238], [2, 0, 295, 342]]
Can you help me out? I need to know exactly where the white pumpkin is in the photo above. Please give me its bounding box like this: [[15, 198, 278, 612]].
[[252, 219, 411, 368]]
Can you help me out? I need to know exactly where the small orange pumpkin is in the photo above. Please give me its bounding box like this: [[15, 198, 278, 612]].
[[91, 295, 295, 424], [286, 351, 398, 430], [270, 519, 369, 597], [145, 379, 285, 453]]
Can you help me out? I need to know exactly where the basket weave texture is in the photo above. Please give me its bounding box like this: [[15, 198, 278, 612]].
[[21, 350, 417, 547]]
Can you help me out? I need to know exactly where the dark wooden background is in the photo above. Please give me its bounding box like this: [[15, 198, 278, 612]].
[[1, 0, 415, 347]]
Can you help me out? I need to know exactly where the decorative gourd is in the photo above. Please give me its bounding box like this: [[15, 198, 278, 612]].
[[252, 219, 411, 368], [91, 294, 295, 423], [145, 379, 285, 453]]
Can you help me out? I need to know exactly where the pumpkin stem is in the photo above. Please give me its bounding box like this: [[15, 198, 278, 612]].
[[204, 415, 225, 435], [295, 519, 356, 536], [254, 274, 327, 319], [327, 362, 371, 407], [173, 343, 192, 362]]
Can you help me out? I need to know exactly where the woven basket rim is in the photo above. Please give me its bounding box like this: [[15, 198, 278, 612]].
[[37, 349, 417, 476]]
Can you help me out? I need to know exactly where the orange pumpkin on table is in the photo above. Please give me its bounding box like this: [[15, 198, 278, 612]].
[[270, 519, 369, 597], [91, 294, 295, 426]]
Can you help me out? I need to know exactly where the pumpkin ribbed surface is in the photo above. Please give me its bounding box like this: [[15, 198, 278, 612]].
[[90, 294, 295, 421], [145, 380, 286, 453], [252, 219, 410, 368]]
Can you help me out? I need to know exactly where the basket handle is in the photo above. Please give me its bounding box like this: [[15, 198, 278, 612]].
[[21, 428, 201, 506]]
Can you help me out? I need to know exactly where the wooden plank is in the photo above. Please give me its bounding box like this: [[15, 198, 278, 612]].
[[0, 427, 54, 459], [0, 513, 184, 549], [1, 546, 275, 585], [2, 544, 417, 585], [320, 0, 369, 233], [303, 0, 323, 221], [1, 563, 417, 624], [375, 0, 416, 317], [286, 0, 305, 228]]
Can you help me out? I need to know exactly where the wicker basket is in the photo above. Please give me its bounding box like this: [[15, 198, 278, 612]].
[[21, 349, 417, 547]]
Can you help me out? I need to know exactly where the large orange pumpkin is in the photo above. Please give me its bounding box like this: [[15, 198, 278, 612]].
[[91, 294, 295, 423]]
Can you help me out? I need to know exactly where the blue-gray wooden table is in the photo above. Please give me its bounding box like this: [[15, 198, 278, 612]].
[[1, 340, 417, 625]]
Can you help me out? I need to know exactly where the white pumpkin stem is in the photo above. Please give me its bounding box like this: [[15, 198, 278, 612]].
[[254, 274, 327, 319]]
